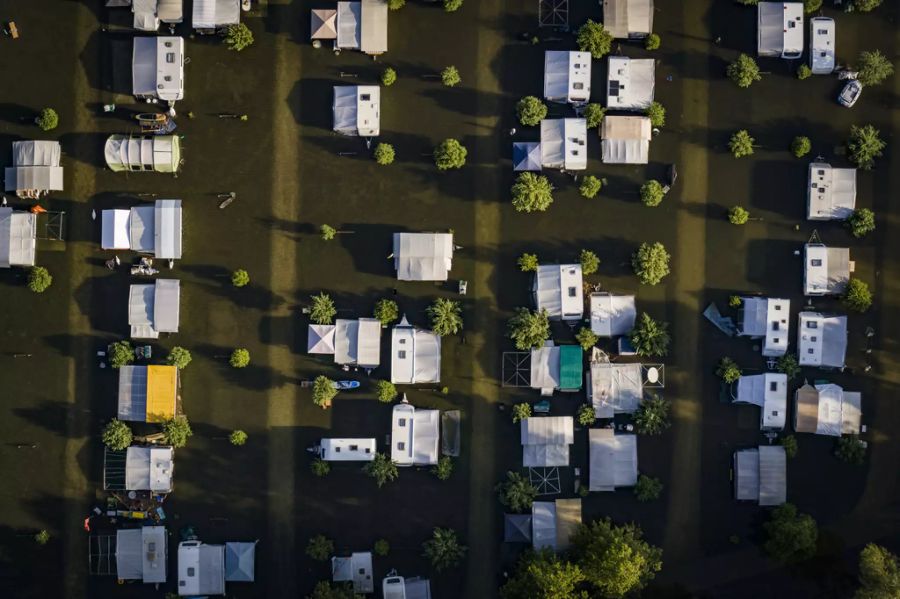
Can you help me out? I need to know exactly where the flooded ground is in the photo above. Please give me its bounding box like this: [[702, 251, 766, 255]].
[[0, 0, 897, 597]]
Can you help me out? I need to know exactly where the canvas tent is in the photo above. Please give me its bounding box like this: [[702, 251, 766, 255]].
[[606, 57, 655, 111], [311, 8, 338, 40], [521, 416, 574, 467], [105, 134, 181, 173], [125, 446, 174, 492], [101, 200, 183, 259], [601, 115, 651, 164], [177, 541, 225, 596], [531, 499, 581, 552], [589, 429, 638, 491], [758, 2, 803, 58], [332, 552, 374, 594], [333, 86, 380, 137], [734, 373, 787, 430], [589, 293, 636, 337], [336, 0, 388, 55], [393, 233, 454, 281], [603, 0, 653, 38], [307, 324, 336, 354], [554, 499, 582, 552], [132, 0, 160, 30], [797, 312, 847, 369], [0, 208, 37, 268], [513, 142, 542, 172], [391, 403, 440, 466], [225, 542, 256, 583], [118, 365, 178, 423], [543, 51, 591, 104], [129, 279, 181, 339], [807, 163, 855, 221], [530, 344, 581, 393], [804, 243, 850, 296], [192, 0, 239, 30], [734, 446, 786, 506], [540, 119, 587, 170], [5, 140, 63, 197], [133, 37, 184, 103], [504, 514, 533, 543], [116, 526, 167, 583], [533, 264, 583, 321], [739, 297, 789, 357], [334, 318, 381, 368], [794, 383, 861, 436], [588, 356, 643, 417], [390, 316, 441, 384]]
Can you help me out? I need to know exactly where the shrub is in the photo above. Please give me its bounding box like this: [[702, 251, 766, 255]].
[[312, 375, 337, 409], [163, 415, 193, 448], [781, 435, 798, 459], [374, 143, 395, 165], [433, 456, 453, 481], [373, 299, 399, 326], [364, 452, 399, 487], [580, 175, 602, 199], [511, 402, 531, 423], [727, 54, 762, 88], [803, 0, 822, 12], [791, 136, 811, 158], [764, 503, 818, 563], [848, 208, 875, 238], [835, 434, 866, 464], [166, 347, 192, 369], [225, 23, 254, 51], [577, 403, 595, 426], [647, 102, 666, 127], [496, 471, 537, 512], [516, 96, 548, 126], [857, 50, 895, 87], [580, 249, 600, 275], [507, 307, 550, 350], [311, 458, 330, 477], [517, 253, 539, 272], [433, 138, 467, 170], [229, 430, 248, 446], [310, 292, 337, 324], [381, 66, 397, 85], [645, 33, 660, 50], [728, 295, 742, 308], [848, 125, 886, 170], [571, 519, 662, 596], [630, 312, 671, 357], [728, 206, 750, 225], [428, 298, 463, 336], [376, 380, 398, 403], [776, 354, 801, 380], [109, 341, 135, 369], [306, 534, 334, 561], [35, 108, 59, 131], [374, 539, 390, 556], [102, 419, 133, 451], [231, 269, 250, 287], [729, 130, 755, 158], [576, 19, 613, 59], [511, 172, 554, 213], [843, 278, 872, 312], [854, 0, 882, 11], [230, 348, 250, 368], [27, 266, 52, 293], [584, 103, 606, 128], [422, 528, 467, 572], [633, 394, 671, 435], [640, 180, 666, 207], [443, 0, 463, 11], [441, 66, 461, 87], [632, 242, 671, 285], [797, 64, 812, 80], [34, 530, 50, 545], [387, 0, 405, 10], [320, 224, 336, 241], [716, 357, 742, 383], [576, 327, 599, 351], [634, 475, 663, 501]]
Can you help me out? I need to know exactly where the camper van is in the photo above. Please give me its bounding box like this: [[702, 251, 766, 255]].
[[809, 17, 835, 74], [314, 438, 377, 462]]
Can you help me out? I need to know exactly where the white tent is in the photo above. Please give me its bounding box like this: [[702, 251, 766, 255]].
[[101, 200, 183, 259], [225, 542, 256, 582], [129, 279, 181, 339], [589, 357, 643, 418], [333, 552, 374, 594], [390, 316, 441, 384], [513, 142, 542, 172], [589, 429, 638, 491], [807, 163, 855, 221], [104, 134, 181, 173], [589, 293, 636, 337], [125, 446, 174, 492], [391, 403, 440, 466], [797, 312, 847, 369], [311, 8, 338, 40], [530, 345, 560, 393], [178, 541, 225, 596], [0, 208, 37, 268], [116, 526, 167, 583], [531, 501, 557, 551], [333, 86, 380, 137], [336, 0, 387, 55], [734, 373, 787, 430], [540, 119, 587, 171], [606, 57, 655, 111], [334, 318, 381, 368], [5, 140, 63, 195], [158, 0, 183, 23], [601, 116, 651, 164], [739, 297, 789, 357], [794, 383, 862, 436], [192, 0, 239, 29], [393, 233, 454, 281], [804, 243, 850, 296], [133, 37, 184, 102], [758, 2, 803, 58], [132, 0, 160, 30], [319, 438, 377, 461], [521, 416, 574, 467], [307, 324, 336, 354], [543, 51, 591, 104], [533, 264, 583, 321], [734, 446, 786, 506], [603, 0, 653, 39]]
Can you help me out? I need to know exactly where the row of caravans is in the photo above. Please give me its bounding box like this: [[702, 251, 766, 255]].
[[758, 3, 835, 74]]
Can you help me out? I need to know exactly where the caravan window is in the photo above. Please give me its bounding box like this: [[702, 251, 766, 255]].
[[769, 381, 778, 391], [567, 287, 577, 297], [811, 259, 822, 267], [166, 52, 175, 63], [398, 418, 407, 427], [807, 321, 818, 329], [397, 442, 405, 450], [361, 93, 371, 101], [573, 82, 584, 90], [334, 447, 341, 452], [187, 567, 195, 577], [397, 350, 407, 359], [349, 444, 358, 451]]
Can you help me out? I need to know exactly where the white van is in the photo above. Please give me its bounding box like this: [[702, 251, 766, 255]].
[[316, 438, 377, 461], [809, 17, 835, 74]]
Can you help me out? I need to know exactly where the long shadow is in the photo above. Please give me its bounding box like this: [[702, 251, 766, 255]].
[[255, 216, 317, 242], [58, 132, 108, 169], [13, 400, 72, 438], [0, 103, 39, 126], [288, 77, 342, 129], [337, 222, 411, 277]]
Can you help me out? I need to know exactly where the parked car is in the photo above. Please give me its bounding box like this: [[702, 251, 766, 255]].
[[838, 80, 863, 108]]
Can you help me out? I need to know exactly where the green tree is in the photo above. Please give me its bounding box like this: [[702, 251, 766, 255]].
[[376, 380, 398, 403], [630, 312, 671, 357], [716, 357, 742, 383], [518, 253, 539, 272], [497, 471, 538, 512], [728, 206, 750, 225], [231, 268, 250, 287], [373, 299, 399, 326], [441, 65, 461, 87], [310, 292, 337, 324], [848, 125, 886, 170], [102, 419, 133, 451], [797, 64, 812, 80], [576, 327, 599, 351], [27, 266, 52, 293], [580, 175, 602, 199], [374, 143, 395, 165], [166, 346, 192, 369], [507, 307, 550, 350], [374, 539, 390, 556], [855, 544, 900, 599], [781, 435, 798, 459], [571, 519, 663, 597], [163, 415, 193, 448], [225, 23, 254, 51], [511, 402, 532, 424], [364, 452, 398, 487], [422, 527, 466, 572], [230, 348, 251, 368], [320, 224, 336, 241], [764, 503, 818, 563], [848, 208, 876, 238], [836, 434, 866, 464], [511, 172, 554, 213], [776, 353, 801, 380], [727, 54, 762, 88], [577, 403, 595, 426], [387, 0, 405, 10], [584, 103, 606, 128], [432, 456, 453, 481], [443, 0, 463, 11], [633, 395, 671, 435], [634, 475, 663, 502], [34, 530, 50, 545], [803, 0, 822, 12], [791, 136, 812, 158], [640, 180, 666, 207], [853, 0, 882, 11], [729, 130, 755, 158], [311, 458, 330, 477], [35, 108, 59, 131], [306, 534, 334, 561], [843, 278, 873, 312], [381, 66, 397, 85], [229, 430, 248, 446], [857, 50, 895, 87], [312, 375, 337, 409], [433, 138, 467, 169], [729, 295, 743, 308], [428, 298, 463, 336], [646, 102, 665, 127], [516, 96, 548, 126], [307, 581, 358, 599], [109, 341, 135, 369], [645, 33, 660, 51], [576, 20, 613, 59], [632, 242, 671, 285], [501, 549, 587, 599], [580, 249, 600, 275]]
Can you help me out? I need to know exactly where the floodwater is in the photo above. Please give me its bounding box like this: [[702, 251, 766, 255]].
[[0, 0, 898, 598]]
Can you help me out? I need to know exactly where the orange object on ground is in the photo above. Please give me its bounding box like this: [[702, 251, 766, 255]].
[[30, 205, 47, 214], [8, 22, 18, 39]]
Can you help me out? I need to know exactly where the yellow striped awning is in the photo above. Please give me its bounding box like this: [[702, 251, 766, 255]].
[[145, 365, 177, 423]]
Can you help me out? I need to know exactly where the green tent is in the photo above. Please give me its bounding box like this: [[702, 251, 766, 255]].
[[558, 345, 583, 391]]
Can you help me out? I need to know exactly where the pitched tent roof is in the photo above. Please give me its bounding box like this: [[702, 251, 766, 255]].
[[540, 119, 587, 170], [334, 318, 381, 368], [5, 141, 64, 193], [513, 142, 542, 172], [307, 324, 337, 354], [129, 279, 181, 338], [589, 359, 643, 417], [734, 448, 760, 501], [504, 514, 533, 543], [589, 293, 636, 337], [807, 163, 856, 221], [601, 116, 651, 164], [554, 499, 582, 552], [531, 501, 557, 551], [603, 0, 653, 39], [336, 2, 361, 49], [116, 526, 167, 583], [177, 541, 225, 596], [589, 429, 638, 491], [125, 446, 174, 492], [192, 0, 239, 29], [393, 233, 454, 281], [104, 134, 181, 173], [0, 208, 37, 268], [390, 316, 442, 384], [606, 57, 655, 111], [543, 51, 591, 104], [735, 373, 787, 430], [154, 200, 182, 259], [521, 416, 574, 467], [530, 345, 561, 391], [332, 552, 374, 594], [794, 383, 860, 436], [225, 542, 256, 582], [558, 345, 583, 391], [311, 8, 338, 39], [533, 263, 584, 321], [793, 384, 820, 434], [11, 140, 61, 166]]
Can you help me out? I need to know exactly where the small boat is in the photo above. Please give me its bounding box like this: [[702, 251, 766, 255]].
[[333, 380, 360, 390], [667, 163, 678, 186]]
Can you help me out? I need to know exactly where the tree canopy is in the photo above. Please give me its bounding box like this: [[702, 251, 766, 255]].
[[232, 268, 250, 287], [584, 104, 606, 128], [307, 581, 360, 599], [640, 180, 666, 207], [518, 253, 539, 272], [364, 452, 399, 487], [312, 375, 338, 409], [109, 341, 135, 369], [843, 278, 873, 312], [580, 249, 600, 275], [835, 434, 867, 465], [28, 266, 52, 293], [632, 242, 671, 285], [576, 327, 599, 351], [579, 175, 602, 199], [855, 544, 900, 599], [516, 96, 548, 126], [434, 138, 467, 169], [729, 130, 755, 158], [373, 298, 399, 326], [441, 65, 461, 87], [428, 298, 463, 336], [163, 415, 193, 448], [230, 348, 250, 368], [634, 475, 663, 502], [576, 20, 613, 59], [646, 102, 665, 127], [376, 380, 398, 403], [507, 307, 550, 350], [848, 125, 886, 170], [791, 136, 811, 158], [310, 292, 337, 324], [763, 503, 818, 563], [629, 312, 670, 357], [422, 528, 467, 572], [381, 66, 397, 85], [35, 108, 58, 131], [512, 402, 532, 423], [374, 143, 395, 165], [571, 519, 663, 598], [511, 172, 554, 213], [727, 54, 762, 88], [853, 0, 882, 11], [716, 357, 742, 383], [776, 353, 801, 380], [633, 395, 671, 436], [501, 549, 588, 599], [497, 471, 538, 513], [728, 206, 750, 225], [857, 50, 895, 87], [849, 208, 876, 238], [306, 535, 334, 561], [225, 23, 254, 51], [166, 347, 192, 369], [102, 419, 133, 451]]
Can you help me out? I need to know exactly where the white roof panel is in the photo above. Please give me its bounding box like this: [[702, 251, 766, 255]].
[[390, 317, 441, 384], [530, 346, 560, 391], [544, 51, 591, 104], [603, 0, 654, 39], [531, 502, 557, 551], [393, 233, 454, 281], [807, 163, 856, 221], [735, 373, 787, 430], [125, 446, 173, 492], [0, 209, 37, 268], [101, 209, 131, 250], [589, 429, 638, 491], [734, 449, 760, 501], [589, 293, 636, 337], [809, 17, 835, 74], [192, 0, 239, 29], [606, 57, 655, 111], [320, 438, 376, 461], [601, 116, 651, 164], [798, 312, 847, 368], [589, 361, 643, 417], [533, 264, 583, 320], [540, 119, 587, 170], [117, 527, 168, 583], [360, 0, 387, 54], [153, 279, 181, 333], [758, 445, 787, 506], [178, 542, 225, 596], [154, 199, 182, 259], [336, 1, 361, 49], [758, 2, 803, 58]]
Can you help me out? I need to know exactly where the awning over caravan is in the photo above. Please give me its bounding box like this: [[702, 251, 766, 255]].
[[333, 86, 380, 137], [513, 142, 542, 172], [0, 208, 37, 268], [807, 163, 856, 221], [543, 51, 591, 104], [533, 264, 583, 321], [333, 552, 374, 594], [603, 0, 653, 39], [125, 446, 174, 492], [390, 317, 442, 384], [734, 373, 787, 430], [192, 0, 239, 29], [133, 37, 184, 102], [116, 526, 167, 583], [601, 116, 651, 164], [334, 318, 381, 368], [589, 429, 638, 491], [129, 280, 181, 338], [391, 403, 440, 466], [393, 233, 454, 281], [797, 312, 847, 368], [589, 293, 636, 337], [178, 541, 225, 596], [225, 542, 256, 582]]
